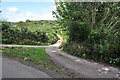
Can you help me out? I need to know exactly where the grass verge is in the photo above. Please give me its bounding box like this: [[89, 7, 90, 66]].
[[1, 46, 63, 73]]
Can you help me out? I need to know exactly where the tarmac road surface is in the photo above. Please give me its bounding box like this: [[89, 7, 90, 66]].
[[2, 57, 51, 78]]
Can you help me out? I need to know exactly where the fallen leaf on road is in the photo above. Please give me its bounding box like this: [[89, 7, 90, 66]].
[[24, 57, 28, 61]]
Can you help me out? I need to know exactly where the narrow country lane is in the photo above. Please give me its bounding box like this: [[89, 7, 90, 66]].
[[46, 47, 120, 78], [1, 35, 120, 78]]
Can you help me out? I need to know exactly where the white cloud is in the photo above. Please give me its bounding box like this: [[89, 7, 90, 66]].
[[24, 12, 37, 17], [6, 11, 56, 22], [5, 5, 56, 22], [3, 0, 55, 2], [7, 7, 18, 12], [43, 5, 56, 12]]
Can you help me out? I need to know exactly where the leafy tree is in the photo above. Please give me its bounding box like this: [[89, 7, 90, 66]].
[[53, 2, 120, 66], [26, 19, 31, 22]]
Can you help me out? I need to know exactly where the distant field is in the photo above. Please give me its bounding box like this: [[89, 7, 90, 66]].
[[13, 20, 56, 32]]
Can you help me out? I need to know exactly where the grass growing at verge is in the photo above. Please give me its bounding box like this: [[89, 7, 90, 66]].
[[1, 46, 62, 73]]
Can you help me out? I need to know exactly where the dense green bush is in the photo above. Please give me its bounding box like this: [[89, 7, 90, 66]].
[[62, 39, 120, 66], [2, 21, 58, 45], [68, 21, 91, 42], [87, 29, 107, 44]]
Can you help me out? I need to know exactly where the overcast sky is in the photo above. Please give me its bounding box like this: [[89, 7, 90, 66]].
[[1, 1, 56, 22]]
